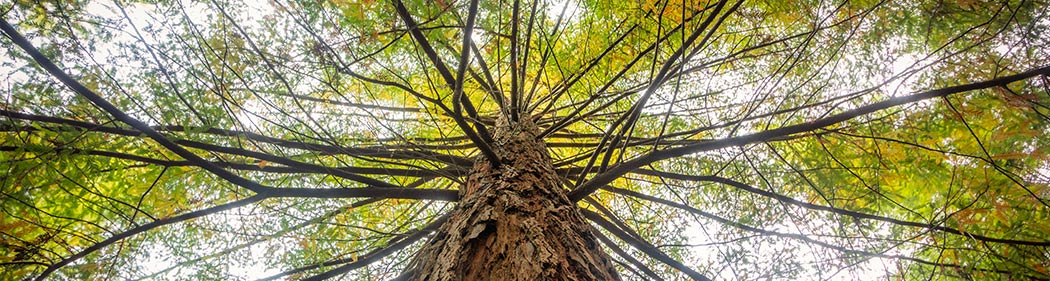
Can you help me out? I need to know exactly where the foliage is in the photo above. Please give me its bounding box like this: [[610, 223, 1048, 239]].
[[1, 0, 1048, 279]]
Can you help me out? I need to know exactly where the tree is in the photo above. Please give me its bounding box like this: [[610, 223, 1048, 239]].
[[1, 0, 1048, 279]]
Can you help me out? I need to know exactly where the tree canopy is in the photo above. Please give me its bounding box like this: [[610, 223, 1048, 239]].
[[1, 0, 1049, 279]]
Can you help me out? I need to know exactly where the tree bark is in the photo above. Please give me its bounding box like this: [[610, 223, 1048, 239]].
[[403, 117, 621, 280]]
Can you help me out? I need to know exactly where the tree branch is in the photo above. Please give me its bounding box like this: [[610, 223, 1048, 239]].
[[31, 196, 266, 280], [581, 209, 712, 281], [390, 0, 500, 166], [569, 64, 1050, 201], [297, 213, 450, 280]]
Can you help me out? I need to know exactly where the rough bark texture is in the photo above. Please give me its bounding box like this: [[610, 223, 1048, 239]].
[[403, 117, 621, 280]]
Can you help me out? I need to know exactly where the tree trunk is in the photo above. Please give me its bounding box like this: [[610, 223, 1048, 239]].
[[403, 117, 621, 280]]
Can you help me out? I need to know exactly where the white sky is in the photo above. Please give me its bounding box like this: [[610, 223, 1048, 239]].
[[5, 0, 1037, 280]]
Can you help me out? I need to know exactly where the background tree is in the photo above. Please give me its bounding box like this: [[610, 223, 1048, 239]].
[[1, 0, 1049, 279]]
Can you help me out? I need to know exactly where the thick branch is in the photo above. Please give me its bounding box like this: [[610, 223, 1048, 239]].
[[599, 185, 1032, 277], [590, 227, 665, 281], [297, 213, 450, 280], [391, 0, 500, 166], [582, 209, 711, 281], [0, 110, 473, 167], [569, 65, 1050, 201], [1, 18, 271, 194], [31, 196, 265, 280], [632, 169, 1050, 246]]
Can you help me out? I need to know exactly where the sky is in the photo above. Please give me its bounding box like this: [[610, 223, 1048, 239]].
[[6, 0, 1039, 279]]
